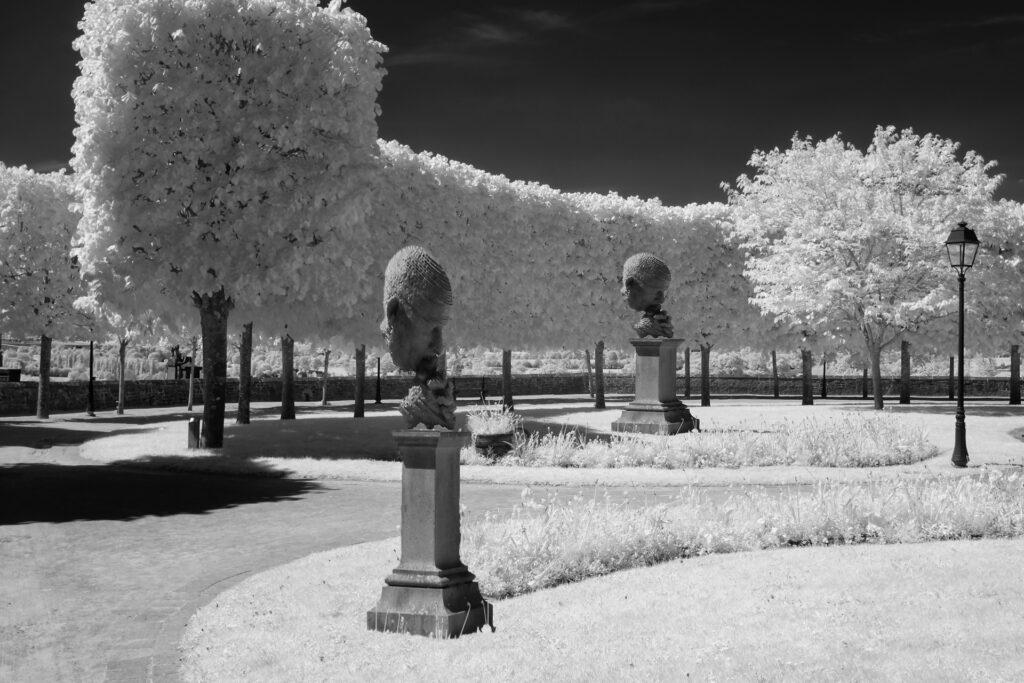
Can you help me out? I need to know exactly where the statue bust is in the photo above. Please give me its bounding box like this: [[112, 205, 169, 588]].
[[381, 246, 457, 430], [621, 252, 674, 338]]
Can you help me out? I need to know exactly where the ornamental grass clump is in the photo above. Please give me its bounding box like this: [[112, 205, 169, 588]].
[[465, 401, 523, 435], [462, 470, 1024, 599], [465, 412, 937, 469]]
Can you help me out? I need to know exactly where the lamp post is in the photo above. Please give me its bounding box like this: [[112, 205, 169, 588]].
[[944, 221, 979, 468]]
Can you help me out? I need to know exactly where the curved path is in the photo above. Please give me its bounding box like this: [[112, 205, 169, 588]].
[[1, 443, 558, 682], [1, 412, 691, 683]]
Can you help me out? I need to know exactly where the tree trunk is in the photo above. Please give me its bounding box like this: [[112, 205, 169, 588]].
[[36, 334, 51, 419], [899, 340, 911, 404], [684, 346, 692, 398], [321, 349, 331, 407], [186, 336, 197, 412], [948, 356, 955, 401], [502, 348, 514, 409], [1011, 344, 1021, 405], [117, 337, 128, 415], [87, 340, 96, 416], [280, 333, 295, 420], [375, 357, 382, 404], [594, 341, 605, 409], [584, 349, 594, 397], [354, 345, 365, 418], [801, 348, 813, 406], [820, 357, 827, 399], [700, 343, 711, 407], [195, 289, 232, 448], [870, 343, 884, 410], [771, 349, 779, 398], [236, 322, 252, 424], [862, 368, 869, 400]]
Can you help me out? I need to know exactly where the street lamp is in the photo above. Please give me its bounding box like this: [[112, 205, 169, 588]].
[[944, 221, 979, 467]]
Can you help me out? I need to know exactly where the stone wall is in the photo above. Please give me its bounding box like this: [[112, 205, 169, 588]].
[[0, 373, 1018, 417]]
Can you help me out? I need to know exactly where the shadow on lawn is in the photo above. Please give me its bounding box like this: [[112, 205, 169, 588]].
[[0, 423, 153, 449], [0, 459, 320, 524]]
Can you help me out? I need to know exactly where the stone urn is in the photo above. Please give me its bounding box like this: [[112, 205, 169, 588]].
[[473, 431, 515, 459]]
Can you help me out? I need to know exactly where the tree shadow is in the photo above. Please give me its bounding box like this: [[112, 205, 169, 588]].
[[0, 460, 322, 524], [852, 404, 1024, 417], [0, 423, 152, 449]]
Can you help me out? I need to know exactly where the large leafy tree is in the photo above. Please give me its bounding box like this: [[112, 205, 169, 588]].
[[726, 126, 1009, 409], [72, 0, 384, 446], [0, 165, 90, 418]]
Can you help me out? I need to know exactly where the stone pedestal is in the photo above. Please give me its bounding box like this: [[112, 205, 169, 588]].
[[611, 338, 698, 435], [367, 429, 493, 638]]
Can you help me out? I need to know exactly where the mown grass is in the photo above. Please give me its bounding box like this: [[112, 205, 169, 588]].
[[462, 411, 938, 469], [462, 469, 1024, 599]]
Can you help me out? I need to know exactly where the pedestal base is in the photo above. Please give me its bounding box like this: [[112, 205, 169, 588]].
[[611, 338, 699, 435], [367, 429, 493, 638], [367, 582, 493, 638], [611, 400, 699, 435]]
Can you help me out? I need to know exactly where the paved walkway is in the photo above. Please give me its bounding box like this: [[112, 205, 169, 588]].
[[2, 397, 1021, 682], [1, 403, 689, 683]]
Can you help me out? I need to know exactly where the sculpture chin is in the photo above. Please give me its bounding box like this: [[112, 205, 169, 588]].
[[399, 376, 456, 430], [633, 309, 674, 338]]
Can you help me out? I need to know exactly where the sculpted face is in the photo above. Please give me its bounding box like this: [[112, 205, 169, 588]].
[[381, 301, 444, 374], [381, 246, 452, 376], [621, 253, 670, 312], [622, 278, 665, 312]]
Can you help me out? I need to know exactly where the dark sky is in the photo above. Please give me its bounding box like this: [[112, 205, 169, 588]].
[[3, 1, 1023, 206]]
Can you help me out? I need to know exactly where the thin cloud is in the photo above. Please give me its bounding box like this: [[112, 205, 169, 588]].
[[386, 8, 574, 67]]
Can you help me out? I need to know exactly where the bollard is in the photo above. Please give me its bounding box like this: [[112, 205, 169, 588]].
[[187, 417, 202, 448]]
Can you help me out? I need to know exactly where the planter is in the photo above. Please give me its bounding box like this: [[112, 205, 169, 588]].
[[473, 432, 515, 458]]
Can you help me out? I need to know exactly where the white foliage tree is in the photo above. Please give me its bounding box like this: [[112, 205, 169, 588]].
[[0, 165, 89, 417], [726, 126, 1010, 409], [72, 0, 385, 445]]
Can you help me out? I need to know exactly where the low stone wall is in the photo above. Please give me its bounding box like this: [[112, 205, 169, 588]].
[[0, 373, 1018, 417]]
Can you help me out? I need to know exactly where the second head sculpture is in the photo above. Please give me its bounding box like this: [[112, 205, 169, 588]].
[[621, 252, 674, 338], [381, 245, 457, 430]]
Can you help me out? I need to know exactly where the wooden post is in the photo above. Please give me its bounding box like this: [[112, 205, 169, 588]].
[[1011, 344, 1021, 405], [501, 349, 513, 409], [948, 356, 955, 400], [321, 349, 331, 406], [354, 344, 366, 418], [375, 357, 382, 404], [584, 349, 594, 397], [117, 337, 129, 415], [771, 349, 780, 398], [900, 340, 911, 404], [186, 336, 197, 412], [87, 340, 96, 416], [594, 341, 605, 409], [801, 348, 813, 406], [37, 335, 51, 419], [280, 333, 295, 420], [700, 344, 711, 407], [684, 346, 692, 398], [236, 322, 252, 425], [820, 357, 827, 399]]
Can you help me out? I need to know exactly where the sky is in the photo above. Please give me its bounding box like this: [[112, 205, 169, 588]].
[[2, 1, 1024, 207]]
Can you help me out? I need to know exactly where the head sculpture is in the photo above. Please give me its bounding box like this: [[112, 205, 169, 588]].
[[381, 245, 453, 376], [381, 246, 457, 430], [622, 253, 671, 312], [621, 252, 675, 338]]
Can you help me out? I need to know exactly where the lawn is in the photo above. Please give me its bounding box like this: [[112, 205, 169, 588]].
[[69, 397, 1024, 680]]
